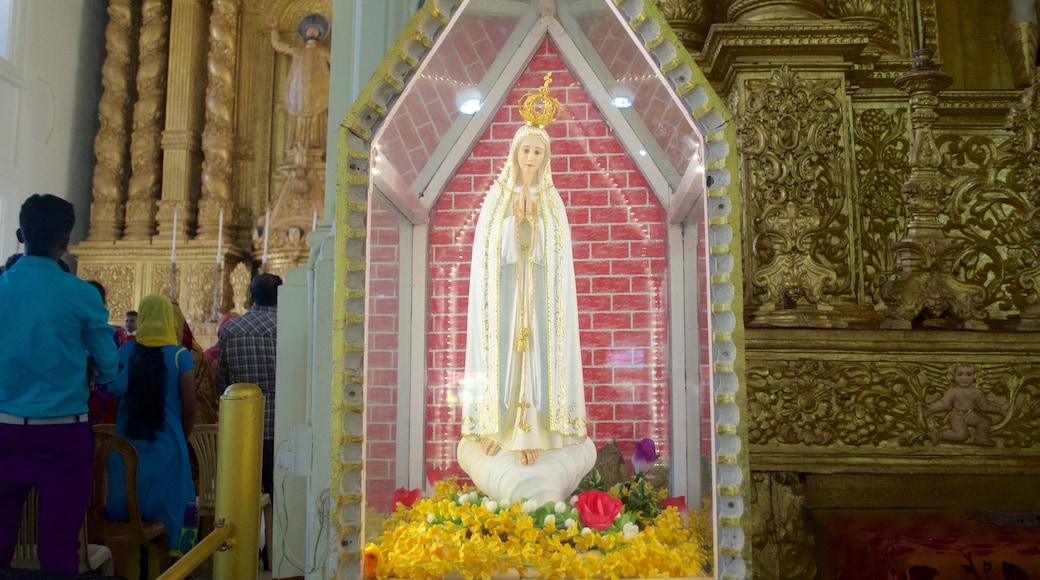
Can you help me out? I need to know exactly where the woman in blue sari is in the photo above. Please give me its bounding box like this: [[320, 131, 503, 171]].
[[107, 293, 198, 567]]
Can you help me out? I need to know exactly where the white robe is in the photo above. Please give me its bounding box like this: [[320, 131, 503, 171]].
[[462, 177, 588, 449]]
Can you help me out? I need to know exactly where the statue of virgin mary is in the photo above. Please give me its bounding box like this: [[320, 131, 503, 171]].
[[457, 73, 596, 504]]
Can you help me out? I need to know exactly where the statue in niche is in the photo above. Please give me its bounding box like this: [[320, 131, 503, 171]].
[[1005, 0, 1039, 87], [229, 262, 251, 313], [457, 73, 596, 504], [265, 13, 331, 155], [921, 363, 1013, 446]]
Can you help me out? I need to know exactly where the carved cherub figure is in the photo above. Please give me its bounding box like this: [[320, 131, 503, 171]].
[[921, 364, 1009, 446]]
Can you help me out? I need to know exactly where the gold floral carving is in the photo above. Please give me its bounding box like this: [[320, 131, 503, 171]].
[[199, 0, 239, 239], [655, 0, 715, 52], [749, 472, 816, 580], [935, 134, 1036, 322], [881, 49, 988, 329], [88, 0, 133, 241], [740, 66, 851, 317], [151, 263, 173, 299], [124, 0, 170, 240], [747, 360, 1038, 447], [179, 262, 217, 323], [824, 0, 896, 52], [77, 264, 136, 322], [852, 107, 909, 307], [1006, 76, 1040, 328]]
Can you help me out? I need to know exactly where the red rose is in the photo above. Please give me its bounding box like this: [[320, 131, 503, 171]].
[[574, 490, 623, 531], [393, 487, 422, 510], [662, 496, 687, 513]]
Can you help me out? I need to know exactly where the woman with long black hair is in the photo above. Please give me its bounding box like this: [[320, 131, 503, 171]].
[[107, 293, 198, 572]]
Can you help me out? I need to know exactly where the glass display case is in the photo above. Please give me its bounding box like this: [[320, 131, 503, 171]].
[[354, 1, 744, 577]]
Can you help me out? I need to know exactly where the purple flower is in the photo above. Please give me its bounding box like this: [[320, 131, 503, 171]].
[[632, 438, 659, 474]]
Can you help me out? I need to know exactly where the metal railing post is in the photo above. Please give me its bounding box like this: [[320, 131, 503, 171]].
[[212, 383, 264, 580]]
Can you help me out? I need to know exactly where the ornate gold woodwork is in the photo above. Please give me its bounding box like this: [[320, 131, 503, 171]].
[[698, 2, 1040, 575], [89, 0, 134, 241], [881, 48, 989, 329], [124, 0, 170, 240], [824, 0, 896, 53], [199, 0, 239, 244], [77, 0, 328, 331], [1007, 75, 1040, 329], [739, 66, 874, 327], [77, 264, 137, 323], [852, 106, 909, 307], [656, 0, 716, 52], [749, 472, 816, 580]]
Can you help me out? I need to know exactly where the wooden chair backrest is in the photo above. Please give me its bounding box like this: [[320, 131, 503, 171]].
[[187, 424, 219, 515], [13, 487, 38, 563], [90, 430, 148, 543]]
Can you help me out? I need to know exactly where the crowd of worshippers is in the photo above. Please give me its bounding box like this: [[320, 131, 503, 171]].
[[0, 194, 281, 577]]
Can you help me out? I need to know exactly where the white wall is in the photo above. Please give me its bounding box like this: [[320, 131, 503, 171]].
[[273, 2, 416, 578], [0, 0, 105, 261]]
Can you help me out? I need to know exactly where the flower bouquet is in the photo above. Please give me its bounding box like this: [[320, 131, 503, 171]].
[[364, 445, 709, 579]]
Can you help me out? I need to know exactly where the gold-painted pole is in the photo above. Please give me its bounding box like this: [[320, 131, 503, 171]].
[[212, 383, 264, 580], [156, 523, 233, 579]]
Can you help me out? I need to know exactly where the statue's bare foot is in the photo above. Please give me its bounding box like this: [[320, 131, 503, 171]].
[[480, 438, 500, 456], [518, 449, 540, 465]]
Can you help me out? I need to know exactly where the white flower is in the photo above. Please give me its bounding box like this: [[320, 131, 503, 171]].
[[521, 499, 538, 513], [564, 518, 576, 529], [458, 491, 476, 504], [426, 514, 435, 523], [622, 522, 639, 539], [554, 501, 566, 513], [569, 495, 579, 506], [543, 514, 556, 526], [582, 527, 592, 535], [482, 499, 498, 513]]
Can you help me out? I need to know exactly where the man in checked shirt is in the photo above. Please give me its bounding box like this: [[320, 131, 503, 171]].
[[216, 273, 281, 497]]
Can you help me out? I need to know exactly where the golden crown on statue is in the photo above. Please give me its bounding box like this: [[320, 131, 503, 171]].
[[519, 72, 561, 128]]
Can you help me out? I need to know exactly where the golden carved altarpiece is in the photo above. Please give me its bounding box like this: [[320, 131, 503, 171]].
[[74, 0, 329, 338], [683, 0, 1040, 577]]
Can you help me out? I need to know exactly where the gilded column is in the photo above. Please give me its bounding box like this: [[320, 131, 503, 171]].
[[198, 0, 239, 240], [881, 49, 988, 329], [88, 0, 135, 241], [158, 0, 210, 235], [656, 0, 715, 53], [124, 0, 170, 240]]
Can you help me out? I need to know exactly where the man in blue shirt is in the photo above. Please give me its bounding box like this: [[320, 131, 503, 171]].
[[0, 194, 118, 573]]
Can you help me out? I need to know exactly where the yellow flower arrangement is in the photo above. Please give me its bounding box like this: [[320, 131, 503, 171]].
[[367, 478, 708, 579]]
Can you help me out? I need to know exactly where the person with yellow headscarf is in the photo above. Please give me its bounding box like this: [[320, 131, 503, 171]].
[[106, 294, 199, 568]]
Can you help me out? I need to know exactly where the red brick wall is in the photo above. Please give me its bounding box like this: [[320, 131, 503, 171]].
[[425, 40, 672, 482], [365, 200, 402, 512]]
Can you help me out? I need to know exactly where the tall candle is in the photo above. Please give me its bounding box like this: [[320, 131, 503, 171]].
[[312, 207, 318, 231], [171, 209, 178, 263], [262, 208, 270, 264], [216, 208, 224, 264]]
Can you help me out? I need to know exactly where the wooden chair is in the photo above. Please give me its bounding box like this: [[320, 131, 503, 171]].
[[89, 428, 169, 577], [187, 424, 272, 567], [12, 486, 114, 574]]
